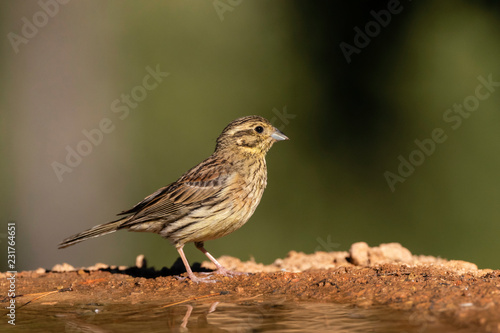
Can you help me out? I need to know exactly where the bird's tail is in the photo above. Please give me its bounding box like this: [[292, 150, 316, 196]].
[[58, 217, 128, 249]]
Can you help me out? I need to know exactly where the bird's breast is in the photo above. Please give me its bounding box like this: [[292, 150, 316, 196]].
[[233, 158, 267, 213]]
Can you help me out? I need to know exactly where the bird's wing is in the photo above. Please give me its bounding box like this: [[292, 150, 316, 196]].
[[117, 186, 174, 216], [118, 159, 231, 225]]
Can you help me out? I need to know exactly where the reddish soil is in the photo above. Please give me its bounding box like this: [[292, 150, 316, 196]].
[[2, 242, 500, 332]]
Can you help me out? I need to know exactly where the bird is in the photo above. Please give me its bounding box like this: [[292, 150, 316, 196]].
[[58, 115, 289, 283]]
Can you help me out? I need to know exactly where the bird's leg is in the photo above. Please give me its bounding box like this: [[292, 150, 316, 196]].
[[176, 244, 215, 283], [195, 241, 246, 277], [180, 305, 193, 329]]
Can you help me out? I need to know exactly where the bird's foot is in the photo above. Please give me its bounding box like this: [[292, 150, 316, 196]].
[[176, 273, 217, 284], [213, 267, 248, 277]]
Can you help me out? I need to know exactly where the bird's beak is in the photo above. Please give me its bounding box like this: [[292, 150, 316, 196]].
[[271, 129, 289, 141]]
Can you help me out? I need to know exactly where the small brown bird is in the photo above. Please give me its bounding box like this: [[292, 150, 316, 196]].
[[59, 115, 288, 283]]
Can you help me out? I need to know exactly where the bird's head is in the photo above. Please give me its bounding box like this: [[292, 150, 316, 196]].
[[215, 115, 289, 156]]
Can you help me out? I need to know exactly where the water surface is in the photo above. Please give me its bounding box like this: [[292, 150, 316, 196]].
[[4, 297, 466, 332]]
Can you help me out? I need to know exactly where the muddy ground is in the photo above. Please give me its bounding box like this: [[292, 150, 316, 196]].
[[2, 242, 500, 332]]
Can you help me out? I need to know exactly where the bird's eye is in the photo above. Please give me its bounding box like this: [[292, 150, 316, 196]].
[[254, 126, 264, 133]]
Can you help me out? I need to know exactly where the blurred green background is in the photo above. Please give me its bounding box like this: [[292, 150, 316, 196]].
[[1, 0, 499, 272]]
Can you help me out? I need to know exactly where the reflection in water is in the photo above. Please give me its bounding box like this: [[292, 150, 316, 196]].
[[4, 297, 467, 333]]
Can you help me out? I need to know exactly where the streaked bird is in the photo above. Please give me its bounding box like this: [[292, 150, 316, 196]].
[[59, 115, 288, 282]]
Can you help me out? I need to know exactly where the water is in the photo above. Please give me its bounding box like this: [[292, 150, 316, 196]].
[[3, 298, 464, 332]]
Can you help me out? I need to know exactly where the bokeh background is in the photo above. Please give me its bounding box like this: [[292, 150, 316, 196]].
[[1, 0, 500, 272]]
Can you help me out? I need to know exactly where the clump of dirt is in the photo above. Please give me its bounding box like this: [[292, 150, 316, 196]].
[[201, 242, 479, 274], [2, 242, 500, 332]]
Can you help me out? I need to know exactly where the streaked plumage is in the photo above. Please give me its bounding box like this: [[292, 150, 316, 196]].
[[59, 115, 288, 282]]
